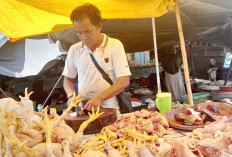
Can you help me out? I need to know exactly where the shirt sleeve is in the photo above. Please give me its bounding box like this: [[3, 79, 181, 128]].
[[62, 46, 77, 78], [111, 40, 131, 78]]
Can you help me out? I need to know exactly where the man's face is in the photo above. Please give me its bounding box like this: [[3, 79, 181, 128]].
[[210, 59, 216, 65], [74, 18, 102, 49]]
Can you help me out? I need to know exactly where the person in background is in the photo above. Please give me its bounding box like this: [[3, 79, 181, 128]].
[[163, 46, 186, 101], [222, 53, 232, 81], [0, 84, 17, 100], [207, 58, 219, 81], [30, 80, 49, 106], [48, 89, 67, 115]]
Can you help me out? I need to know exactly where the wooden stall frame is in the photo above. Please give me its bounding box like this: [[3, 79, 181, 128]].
[[175, 0, 194, 105]]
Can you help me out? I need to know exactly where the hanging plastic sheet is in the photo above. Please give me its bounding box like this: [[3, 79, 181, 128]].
[[0, 34, 61, 77]]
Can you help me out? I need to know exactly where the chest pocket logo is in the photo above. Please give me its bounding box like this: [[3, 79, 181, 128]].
[[104, 58, 109, 63]]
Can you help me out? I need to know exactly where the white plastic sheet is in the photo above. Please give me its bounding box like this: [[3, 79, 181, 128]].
[[0, 36, 60, 77]]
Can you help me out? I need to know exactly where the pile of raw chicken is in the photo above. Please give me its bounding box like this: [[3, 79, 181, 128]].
[[1, 88, 232, 157], [77, 109, 173, 156], [0, 89, 103, 157], [79, 111, 232, 157], [105, 109, 170, 136]]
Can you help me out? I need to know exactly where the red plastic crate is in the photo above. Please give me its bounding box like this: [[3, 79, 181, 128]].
[[219, 86, 232, 92]]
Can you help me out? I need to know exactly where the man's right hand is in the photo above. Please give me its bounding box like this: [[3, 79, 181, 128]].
[[208, 69, 212, 74], [63, 76, 75, 106]]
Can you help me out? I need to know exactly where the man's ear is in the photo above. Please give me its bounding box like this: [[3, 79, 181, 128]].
[[97, 22, 102, 31]]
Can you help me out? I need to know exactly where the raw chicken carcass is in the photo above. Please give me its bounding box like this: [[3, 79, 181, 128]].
[[105, 110, 169, 137], [198, 136, 229, 150], [134, 109, 150, 118], [33, 107, 62, 157], [61, 140, 72, 157], [196, 134, 232, 157], [15, 133, 43, 147], [172, 139, 197, 157], [127, 141, 139, 157], [139, 146, 160, 157], [193, 128, 214, 140], [51, 123, 75, 143], [18, 88, 34, 117], [203, 116, 228, 134], [105, 141, 121, 157], [5, 141, 13, 157], [155, 138, 172, 157], [0, 88, 35, 128], [197, 145, 232, 157], [0, 98, 31, 121], [0, 90, 105, 157], [32, 143, 63, 157], [0, 102, 39, 156]]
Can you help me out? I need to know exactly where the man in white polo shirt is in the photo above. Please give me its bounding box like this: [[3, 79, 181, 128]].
[[62, 3, 131, 113]]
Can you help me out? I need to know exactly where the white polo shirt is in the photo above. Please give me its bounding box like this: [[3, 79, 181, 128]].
[[62, 34, 131, 111]]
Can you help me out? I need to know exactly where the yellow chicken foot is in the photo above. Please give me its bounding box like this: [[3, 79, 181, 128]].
[[75, 107, 104, 139], [0, 101, 38, 156], [51, 92, 84, 128], [19, 87, 34, 99], [71, 107, 104, 152], [5, 141, 13, 157], [62, 140, 73, 157], [34, 107, 58, 157]]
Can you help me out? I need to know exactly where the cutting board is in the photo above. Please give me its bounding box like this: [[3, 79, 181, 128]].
[[65, 108, 117, 134]]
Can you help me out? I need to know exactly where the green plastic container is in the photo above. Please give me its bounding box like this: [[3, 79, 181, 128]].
[[182, 92, 210, 105], [156, 92, 172, 115], [212, 94, 232, 100]]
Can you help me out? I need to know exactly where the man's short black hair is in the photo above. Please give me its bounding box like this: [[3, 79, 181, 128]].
[[70, 3, 103, 26]]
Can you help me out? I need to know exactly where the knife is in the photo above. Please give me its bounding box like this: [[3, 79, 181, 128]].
[[202, 109, 219, 121], [75, 105, 82, 117]]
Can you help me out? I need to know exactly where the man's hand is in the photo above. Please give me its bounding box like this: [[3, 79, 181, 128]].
[[67, 97, 72, 106], [84, 96, 103, 111], [83, 76, 130, 112], [64, 76, 76, 107], [207, 68, 212, 74]]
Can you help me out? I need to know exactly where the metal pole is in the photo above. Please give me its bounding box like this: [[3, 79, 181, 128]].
[[152, 17, 162, 93], [175, 0, 194, 105], [42, 74, 63, 108]]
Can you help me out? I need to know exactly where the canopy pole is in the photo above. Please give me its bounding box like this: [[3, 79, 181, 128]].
[[152, 17, 161, 93], [175, 1, 194, 105]]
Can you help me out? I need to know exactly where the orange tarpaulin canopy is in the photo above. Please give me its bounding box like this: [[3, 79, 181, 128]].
[[0, 0, 175, 41]]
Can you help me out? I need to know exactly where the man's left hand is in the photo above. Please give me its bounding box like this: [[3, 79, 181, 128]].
[[84, 96, 103, 111]]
